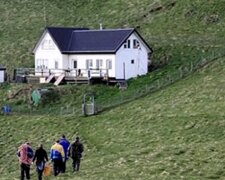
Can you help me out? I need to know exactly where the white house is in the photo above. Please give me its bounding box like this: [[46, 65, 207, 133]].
[[32, 27, 152, 84], [0, 65, 6, 83]]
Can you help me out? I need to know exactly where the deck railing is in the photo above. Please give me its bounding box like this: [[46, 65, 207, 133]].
[[15, 68, 109, 79]]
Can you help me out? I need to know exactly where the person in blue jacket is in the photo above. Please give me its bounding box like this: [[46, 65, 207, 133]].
[[50, 140, 65, 176], [59, 134, 70, 173]]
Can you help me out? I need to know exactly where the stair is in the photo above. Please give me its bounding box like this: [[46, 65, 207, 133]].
[[54, 74, 65, 86], [46, 74, 55, 83]]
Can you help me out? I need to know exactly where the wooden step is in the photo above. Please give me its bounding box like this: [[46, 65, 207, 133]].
[[46, 74, 55, 83], [54, 74, 65, 86]]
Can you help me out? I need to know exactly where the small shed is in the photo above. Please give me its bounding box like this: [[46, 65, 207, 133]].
[[0, 65, 6, 83]]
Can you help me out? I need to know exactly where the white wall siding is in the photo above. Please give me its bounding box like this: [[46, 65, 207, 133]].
[[0, 71, 4, 83], [68, 54, 115, 78], [33, 30, 150, 80], [115, 33, 149, 80], [34, 32, 64, 76], [62, 54, 69, 69]]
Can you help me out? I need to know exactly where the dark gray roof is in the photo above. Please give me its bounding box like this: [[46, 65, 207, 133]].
[[65, 29, 134, 53], [47, 27, 89, 52], [45, 27, 152, 54]]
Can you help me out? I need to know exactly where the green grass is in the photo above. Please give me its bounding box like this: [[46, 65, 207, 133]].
[[1, 1, 225, 179], [1, 57, 225, 179], [1, 0, 225, 72]]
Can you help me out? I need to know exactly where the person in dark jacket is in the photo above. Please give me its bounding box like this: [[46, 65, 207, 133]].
[[59, 134, 70, 173], [33, 144, 48, 180], [68, 137, 84, 172]]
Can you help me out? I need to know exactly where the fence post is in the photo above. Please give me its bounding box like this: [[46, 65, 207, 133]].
[[120, 93, 123, 103], [190, 61, 193, 72], [60, 107, 63, 115], [212, 50, 215, 59], [145, 84, 148, 93], [179, 68, 183, 78], [167, 75, 171, 84], [157, 79, 160, 89]]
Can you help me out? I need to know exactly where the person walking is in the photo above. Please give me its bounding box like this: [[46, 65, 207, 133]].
[[59, 134, 70, 173], [50, 140, 65, 176], [33, 144, 48, 180], [17, 142, 34, 180], [68, 137, 84, 172]]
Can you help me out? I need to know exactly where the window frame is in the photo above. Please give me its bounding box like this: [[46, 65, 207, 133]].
[[36, 59, 49, 69], [133, 39, 140, 49], [86, 59, 93, 69], [96, 59, 103, 70], [55, 60, 59, 69], [41, 40, 55, 50], [106, 59, 112, 69], [73, 60, 77, 69], [124, 39, 131, 49]]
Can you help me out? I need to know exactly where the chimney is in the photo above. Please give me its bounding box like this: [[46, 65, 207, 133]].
[[100, 23, 103, 30]]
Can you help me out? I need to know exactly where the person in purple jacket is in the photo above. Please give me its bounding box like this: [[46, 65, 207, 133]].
[[59, 134, 70, 173]]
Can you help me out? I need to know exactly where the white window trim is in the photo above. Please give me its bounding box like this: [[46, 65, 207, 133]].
[[106, 59, 112, 69], [124, 39, 131, 49], [86, 59, 93, 69], [41, 40, 55, 50], [72, 59, 77, 69], [55, 60, 59, 69], [96, 59, 103, 69], [36, 59, 49, 69], [133, 39, 140, 49]]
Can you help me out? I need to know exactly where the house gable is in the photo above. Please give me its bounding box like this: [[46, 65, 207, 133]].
[[115, 30, 153, 54], [33, 27, 89, 54], [33, 27, 152, 55], [34, 31, 61, 54], [47, 27, 89, 51]]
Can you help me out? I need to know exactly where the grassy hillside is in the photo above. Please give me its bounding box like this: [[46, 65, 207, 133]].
[[1, 0, 225, 72], [1, 57, 225, 179], [1, 1, 225, 179]]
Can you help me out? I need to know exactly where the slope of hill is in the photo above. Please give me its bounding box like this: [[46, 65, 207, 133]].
[[1, 0, 225, 116], [1, 57, 225, 179], [1, 0, 225, 72], [1, 1, 225, 179]]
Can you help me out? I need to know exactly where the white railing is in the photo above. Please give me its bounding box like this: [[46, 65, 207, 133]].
[[17, 68, 109, 79]]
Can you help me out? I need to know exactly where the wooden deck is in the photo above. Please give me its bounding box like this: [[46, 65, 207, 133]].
[[16, 68, 123, 85], [64, 76, 90, 84]]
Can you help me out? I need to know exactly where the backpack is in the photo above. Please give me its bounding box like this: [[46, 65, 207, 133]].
[[27, 146, 34, 159]]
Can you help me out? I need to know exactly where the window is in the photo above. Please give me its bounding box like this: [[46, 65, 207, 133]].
[[127, 40, 130, 48], [86, 59, 93, 69], [124, 39, 131, 49], [73, 60, 77, 69], [131, 59, 135, 64], [106, 59, 112, 69], [41, 40, 55, 50], [96, 59, 103, 69], [55, 61, 59, 69], [133, 39, 140, 49], [37, 59, 48, 69]]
